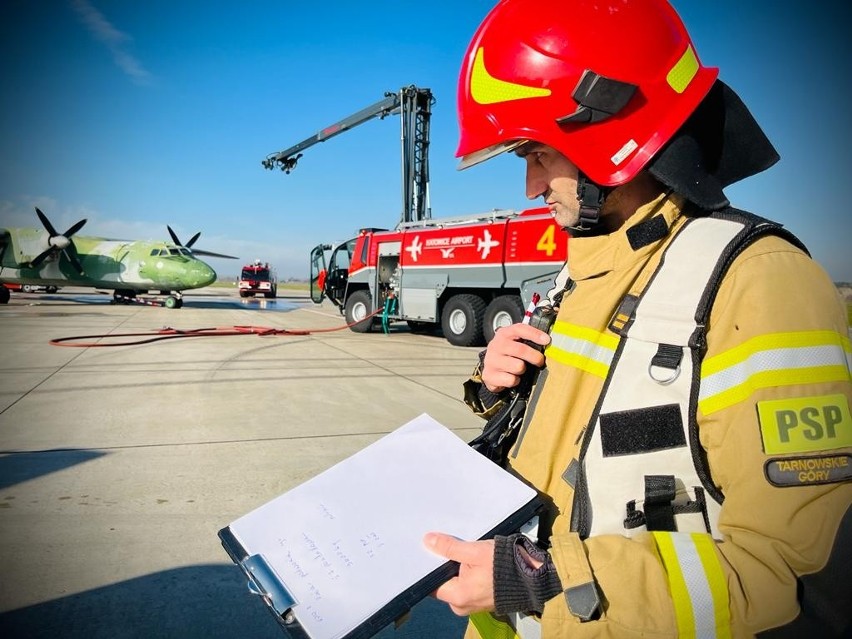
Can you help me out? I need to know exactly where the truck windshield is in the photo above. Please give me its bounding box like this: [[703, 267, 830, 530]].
[[242, 269, 270, 280]]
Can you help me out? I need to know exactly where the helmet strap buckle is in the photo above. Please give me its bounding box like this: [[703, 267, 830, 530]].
[[573, 174, 609, 231]]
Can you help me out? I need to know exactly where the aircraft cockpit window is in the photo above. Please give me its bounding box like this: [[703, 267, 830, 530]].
[[150, 249, 159, 256], [179, 248, 192, 256], [169, 248, 180, 256]]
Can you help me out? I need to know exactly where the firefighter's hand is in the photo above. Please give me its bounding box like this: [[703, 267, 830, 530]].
[[481, 322, 549, 394], [424, 532, 495, 616]]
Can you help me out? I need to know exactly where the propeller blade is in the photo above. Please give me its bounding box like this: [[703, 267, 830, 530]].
[[30, 208, 86, 273], [64, 249, 84, 274], [29, 248, 54, 269], [166, 224, 235, 258], [190, 248, 240, 260], [62, 218, 87, 237], [167, 225, 181, 246], [35, 207, 59, 237]]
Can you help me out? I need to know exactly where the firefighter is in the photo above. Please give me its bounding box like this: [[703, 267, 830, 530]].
[[423, 0, 852, 637]]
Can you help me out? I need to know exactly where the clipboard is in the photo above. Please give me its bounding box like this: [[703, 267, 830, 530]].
[[218, 413, 543, 639]]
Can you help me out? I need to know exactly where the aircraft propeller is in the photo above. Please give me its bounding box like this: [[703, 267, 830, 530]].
[[167, 225, 238, 260], [29, 207, 86, 273]]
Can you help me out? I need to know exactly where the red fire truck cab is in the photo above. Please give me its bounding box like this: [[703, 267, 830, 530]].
[[238, 260, 278, 298]]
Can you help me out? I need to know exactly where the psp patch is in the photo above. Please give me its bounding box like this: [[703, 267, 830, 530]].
[[764, 454, 852, 487], [756, 394, 852, 455]]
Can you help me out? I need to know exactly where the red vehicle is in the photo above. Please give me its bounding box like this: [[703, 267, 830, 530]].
[[265, 86, 569, 346], [238, 260, 278, 298], [3, 282, 59, 293], [310, 207, 568, 346]]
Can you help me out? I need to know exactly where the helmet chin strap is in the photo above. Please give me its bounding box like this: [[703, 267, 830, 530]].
[[571, 173, 609, 233]]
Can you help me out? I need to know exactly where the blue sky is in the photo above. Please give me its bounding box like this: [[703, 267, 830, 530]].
[[1, 1, 850, 281]]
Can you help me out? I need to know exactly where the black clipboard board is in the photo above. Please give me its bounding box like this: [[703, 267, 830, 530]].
[[217, 414, 544, 639]]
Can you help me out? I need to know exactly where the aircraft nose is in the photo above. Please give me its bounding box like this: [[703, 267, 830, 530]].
[[194, 262, 216, 287]]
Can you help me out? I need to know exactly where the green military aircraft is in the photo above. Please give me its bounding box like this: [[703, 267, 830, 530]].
[[0, 207, 237, 308]]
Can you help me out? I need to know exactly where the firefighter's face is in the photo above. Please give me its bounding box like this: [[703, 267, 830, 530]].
[[518, 143, 581, 229]]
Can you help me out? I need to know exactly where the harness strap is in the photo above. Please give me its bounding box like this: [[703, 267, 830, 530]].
[[644, 475, 678, 531]]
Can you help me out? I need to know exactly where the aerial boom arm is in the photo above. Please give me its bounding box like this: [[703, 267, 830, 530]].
[[261, 94, 401, 173], [262, 85, 433, 225]]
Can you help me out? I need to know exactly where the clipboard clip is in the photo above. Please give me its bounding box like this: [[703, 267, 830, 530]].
[[241, 554, 298, 625]]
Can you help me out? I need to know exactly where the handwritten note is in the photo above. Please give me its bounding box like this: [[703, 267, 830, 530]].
[[226, 413, 538, 639]]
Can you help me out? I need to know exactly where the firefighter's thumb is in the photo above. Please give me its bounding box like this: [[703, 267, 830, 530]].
[[424, 532, 479, 564]]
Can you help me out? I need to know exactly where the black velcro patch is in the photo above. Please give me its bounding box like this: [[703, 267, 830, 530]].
[[600, 404, 686, 457], [626, 215, 668, 250]]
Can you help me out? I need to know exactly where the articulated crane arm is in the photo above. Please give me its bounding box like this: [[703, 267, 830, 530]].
[[262, 85, 434, 225]]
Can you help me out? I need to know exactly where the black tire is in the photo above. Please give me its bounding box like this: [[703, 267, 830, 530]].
[[483, 295, 525, 343], [45, 285, 58, 293], [0, 287, 9, 304], [407, 320, 437, 335], [441, 294, 486, 347], [344, 289, 374, 333]]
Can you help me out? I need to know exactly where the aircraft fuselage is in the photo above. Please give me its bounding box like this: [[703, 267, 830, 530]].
[[0, 229, 217, 292]]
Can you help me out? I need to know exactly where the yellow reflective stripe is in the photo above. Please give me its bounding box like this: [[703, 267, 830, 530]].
[[469, 612, 520, 639], [652, 532, 731, 639], [667, 45, 700, 93], [700, 331, 852, 415], [546, 321, 618, 379], [694, 534, 732, 639], [702, 331, 850, 376], [470, 48, 551, 105], [653, 532, 695, 637]]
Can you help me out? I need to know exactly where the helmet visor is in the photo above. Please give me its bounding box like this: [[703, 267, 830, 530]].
[[457, 139, 528, 170]]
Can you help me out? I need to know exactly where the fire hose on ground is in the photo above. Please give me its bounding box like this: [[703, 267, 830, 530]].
[[49, 307, 391, 347]]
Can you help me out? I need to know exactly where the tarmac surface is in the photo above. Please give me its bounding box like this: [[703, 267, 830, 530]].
[[0, 286, 486, 638]]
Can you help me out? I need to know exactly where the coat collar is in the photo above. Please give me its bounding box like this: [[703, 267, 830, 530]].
[[566, 193, 686, 281]]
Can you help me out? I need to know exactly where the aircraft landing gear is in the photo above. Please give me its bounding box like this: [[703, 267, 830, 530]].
[[113, 289, 137, 304], [112, 289, 183, 308]]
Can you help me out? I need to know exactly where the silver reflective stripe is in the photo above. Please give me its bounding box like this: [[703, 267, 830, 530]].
[[509, 612, 541, 639]]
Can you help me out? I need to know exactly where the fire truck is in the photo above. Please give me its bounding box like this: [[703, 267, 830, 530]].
[[264, 86, 569, 346], [238, 259, 278, 298]]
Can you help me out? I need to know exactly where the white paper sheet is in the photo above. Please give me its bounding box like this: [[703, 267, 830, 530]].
[[226, 413, 538, 639]]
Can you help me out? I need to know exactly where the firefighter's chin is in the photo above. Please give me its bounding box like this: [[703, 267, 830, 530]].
[[550, 204, 579, 230]]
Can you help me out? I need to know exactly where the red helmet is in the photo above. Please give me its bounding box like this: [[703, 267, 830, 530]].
[[456, 0, 719, 186]]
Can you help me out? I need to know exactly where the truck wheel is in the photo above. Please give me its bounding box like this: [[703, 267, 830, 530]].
[[484, 295, 525, 343], [345, 290, 374, 333], [0, 287, 9, 304], [441, 294, 486, 347]]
